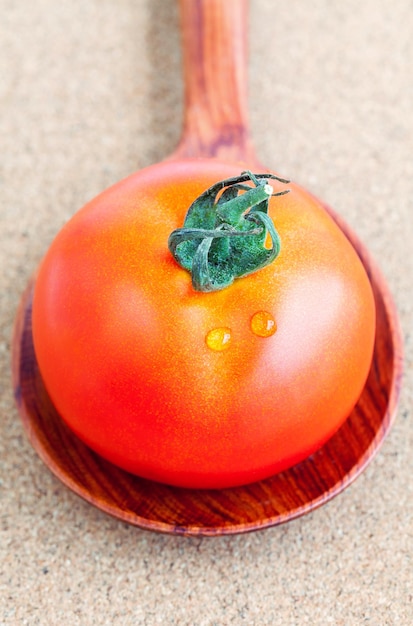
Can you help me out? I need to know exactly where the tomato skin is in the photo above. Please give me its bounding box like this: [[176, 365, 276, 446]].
[[32, 159, 376, 489]]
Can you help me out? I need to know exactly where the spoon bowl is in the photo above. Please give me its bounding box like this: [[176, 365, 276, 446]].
[[11, 0, 403, 535]]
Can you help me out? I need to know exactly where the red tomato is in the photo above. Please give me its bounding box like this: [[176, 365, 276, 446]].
[[32, 159, 375, 489]]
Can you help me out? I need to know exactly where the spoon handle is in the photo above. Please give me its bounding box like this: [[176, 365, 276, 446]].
[[171, 0, 259, 165]]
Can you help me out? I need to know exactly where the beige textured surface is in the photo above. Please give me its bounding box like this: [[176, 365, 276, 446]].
[[1, 0, 412, 624]]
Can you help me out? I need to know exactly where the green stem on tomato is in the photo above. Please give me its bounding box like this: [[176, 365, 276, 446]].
[[167, 171, 289, 292]]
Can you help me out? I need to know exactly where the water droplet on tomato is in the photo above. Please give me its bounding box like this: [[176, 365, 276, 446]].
[[206, 327, 232, 351], [250, 311, 277, 337]]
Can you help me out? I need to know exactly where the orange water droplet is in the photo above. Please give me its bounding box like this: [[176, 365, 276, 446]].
[[250, 311, 277, 337], [206, 327, 232, 351]]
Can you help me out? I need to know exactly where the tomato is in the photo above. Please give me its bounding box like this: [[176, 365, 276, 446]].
[[32, 159, 375, 489]]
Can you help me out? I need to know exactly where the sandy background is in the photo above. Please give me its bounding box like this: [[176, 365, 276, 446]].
[[1, 0, 412, 624]]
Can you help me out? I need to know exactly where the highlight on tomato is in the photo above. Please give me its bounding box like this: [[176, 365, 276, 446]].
[[32, 159, 376, 489]]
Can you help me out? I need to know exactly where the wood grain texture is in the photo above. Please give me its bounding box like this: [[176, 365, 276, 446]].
[[11, 0, 403, 535], [171, 0, 259, 164]]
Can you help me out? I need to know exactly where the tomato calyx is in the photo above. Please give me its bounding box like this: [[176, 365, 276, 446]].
[[168, 171, 289, 292]]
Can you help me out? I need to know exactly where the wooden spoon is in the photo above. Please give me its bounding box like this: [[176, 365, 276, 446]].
[[11, 0, 403, 536]]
